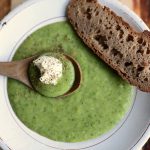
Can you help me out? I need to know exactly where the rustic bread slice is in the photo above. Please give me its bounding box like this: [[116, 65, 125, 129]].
[[67, 0, 150, 92]]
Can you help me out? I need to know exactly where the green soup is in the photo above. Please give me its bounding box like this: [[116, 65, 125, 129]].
[[8, 21, 134, 142], [29, 53, 75, 98]]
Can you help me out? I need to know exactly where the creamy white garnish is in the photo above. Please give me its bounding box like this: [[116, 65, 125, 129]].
[[33, 55, 63, 85]]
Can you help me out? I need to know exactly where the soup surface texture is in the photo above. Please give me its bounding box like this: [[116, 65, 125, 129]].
[[8, 21, 134, 142]]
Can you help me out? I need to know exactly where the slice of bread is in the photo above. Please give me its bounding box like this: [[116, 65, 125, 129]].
[[67, 0, 150, 92]]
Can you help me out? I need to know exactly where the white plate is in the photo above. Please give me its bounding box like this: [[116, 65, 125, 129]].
[[0, 0, 150, 150]]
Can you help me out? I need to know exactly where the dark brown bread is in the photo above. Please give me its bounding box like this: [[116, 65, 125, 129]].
[[67, 0, 150, 92]]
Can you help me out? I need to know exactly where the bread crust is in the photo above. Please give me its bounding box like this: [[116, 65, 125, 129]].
[[67, 0, 150, 92]]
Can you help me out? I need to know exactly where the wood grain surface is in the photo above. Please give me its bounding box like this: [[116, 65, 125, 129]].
[[0, 0, 10, 19], [11, 0, 23, 9]]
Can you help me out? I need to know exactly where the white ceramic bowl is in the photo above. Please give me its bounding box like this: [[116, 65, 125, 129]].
[[0, 0, 150, 150]]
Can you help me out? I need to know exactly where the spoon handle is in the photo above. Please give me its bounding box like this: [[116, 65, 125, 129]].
[[0, 61, 21, 79], [0, 56, 35, 88]]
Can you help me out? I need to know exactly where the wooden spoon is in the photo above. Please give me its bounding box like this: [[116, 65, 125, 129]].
[[63, 54, 82, 97], [0, 54, 81, 97]]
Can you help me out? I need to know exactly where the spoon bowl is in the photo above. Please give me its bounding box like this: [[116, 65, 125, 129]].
[[62, 54, 81, 97], [0, 54, 81, 97]]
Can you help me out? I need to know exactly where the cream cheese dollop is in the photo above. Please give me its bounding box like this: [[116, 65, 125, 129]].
[[33, 55, 63, 85]]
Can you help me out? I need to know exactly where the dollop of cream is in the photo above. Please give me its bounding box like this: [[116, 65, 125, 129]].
[[33, 55, 63, 85]]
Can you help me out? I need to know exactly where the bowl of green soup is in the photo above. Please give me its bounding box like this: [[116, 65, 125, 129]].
[[0, 0, 150, 150]]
